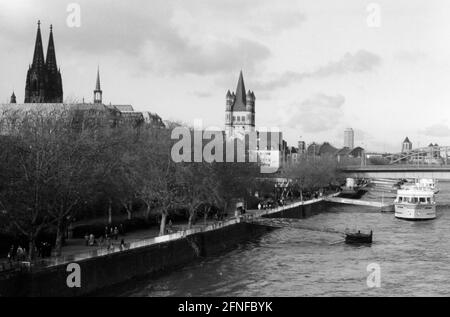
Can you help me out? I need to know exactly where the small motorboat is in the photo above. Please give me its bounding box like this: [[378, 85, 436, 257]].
[[345, 230, 373, 244]]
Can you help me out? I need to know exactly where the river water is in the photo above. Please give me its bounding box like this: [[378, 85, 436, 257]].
[[119, 181, 450, 297]]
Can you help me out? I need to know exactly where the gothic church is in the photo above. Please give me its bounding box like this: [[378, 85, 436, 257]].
[[24, 21, 63, 103]]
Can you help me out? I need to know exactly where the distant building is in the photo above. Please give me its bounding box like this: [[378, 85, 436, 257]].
[[222, 71, 287, 171], [306, 142, 320, 156], [318, 142, 338, 156], [10, 92, 16, 104], [2, 22, 164, 130], [93, 67, 102, 104], [225, 71, 255, 137], [402, 137, 412, 152], [304, 141, 365, 164], [286, 146, 300, 164], [25, 21, 63, 103], [298, 141, 306, 154], [344, 128, 354, 149]]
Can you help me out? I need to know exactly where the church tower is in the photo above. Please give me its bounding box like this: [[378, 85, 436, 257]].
[[45, 25, 63, 103], [93, 67, 102, 104], [24, 21, 63, 103], [10, 91, 16, 103], [25, 21, 47, 103], [225, 71, 255, 136]]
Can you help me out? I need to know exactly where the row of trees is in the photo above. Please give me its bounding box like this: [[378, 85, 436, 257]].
[[281, 155, 344, 195], [0, 107, 343, 260], [0, 107, 259, 259]]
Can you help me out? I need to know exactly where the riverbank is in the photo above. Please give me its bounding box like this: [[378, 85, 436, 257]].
[[0, 195, 335, 297]]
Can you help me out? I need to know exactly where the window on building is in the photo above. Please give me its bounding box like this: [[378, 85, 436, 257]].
[[237, 116, 240, 122], [233, 116, 236, 122]]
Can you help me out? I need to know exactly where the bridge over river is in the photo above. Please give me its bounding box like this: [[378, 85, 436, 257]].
[[341, 165, 450, 180]]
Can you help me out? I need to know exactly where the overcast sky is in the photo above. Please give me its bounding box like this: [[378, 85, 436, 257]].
[[1, 0, 450, 152]]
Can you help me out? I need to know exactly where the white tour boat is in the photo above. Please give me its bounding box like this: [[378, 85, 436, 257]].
[[401, 178, 439, 194], [394, 188, 436, 220]]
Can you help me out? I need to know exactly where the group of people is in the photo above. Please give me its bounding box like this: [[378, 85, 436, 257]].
[[7, 245, 27, 263], [6, 242, 53, 264], [84, 224, 127, 252]]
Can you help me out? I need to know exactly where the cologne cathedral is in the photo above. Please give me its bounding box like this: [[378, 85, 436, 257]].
[[24, 21, 63, 103]]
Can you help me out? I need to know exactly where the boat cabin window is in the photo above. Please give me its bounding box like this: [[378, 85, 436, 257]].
[[407, 197, 418, 203], [419, 197, 426, 203], [398, 197, 403, 202]]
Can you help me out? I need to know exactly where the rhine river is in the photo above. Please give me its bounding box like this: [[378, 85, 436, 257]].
[[116, 181, 450, 297]]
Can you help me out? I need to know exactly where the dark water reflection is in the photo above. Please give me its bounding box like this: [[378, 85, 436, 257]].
[[118, 182, 450, 297]]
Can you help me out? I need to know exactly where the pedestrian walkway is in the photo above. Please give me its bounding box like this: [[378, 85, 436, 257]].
[[0, 218, 224, 272], [0, 193, 338, 272]]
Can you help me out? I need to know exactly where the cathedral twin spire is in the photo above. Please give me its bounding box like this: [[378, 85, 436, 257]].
[[25, 20, 63, 103]]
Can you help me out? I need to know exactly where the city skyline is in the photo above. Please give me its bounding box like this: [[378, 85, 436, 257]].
[[1, 0, 450, 152]]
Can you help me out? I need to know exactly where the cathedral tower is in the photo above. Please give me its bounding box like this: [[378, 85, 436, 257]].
[[45, 25, 63, 103], [24, 21, 63, 103]]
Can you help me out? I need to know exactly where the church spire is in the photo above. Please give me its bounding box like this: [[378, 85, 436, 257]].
[[46, 24, 58, 73], [32, 20, 45, 69], [96, 66, 101, 91], [94, 66, 102, 104], [10, 91, 16, 104], [232, 70, 247, 111]]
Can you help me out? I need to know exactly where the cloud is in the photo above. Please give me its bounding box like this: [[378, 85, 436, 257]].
[[191, 91, 213, 98], [394, 50, 427, 63], [421, 123, 450, 137], [160, 38, 271, 75], [285, 93, 345, 133], [255, 50, 381, 90], [0, 0, 272, 76], [248, 10, 306, 34]]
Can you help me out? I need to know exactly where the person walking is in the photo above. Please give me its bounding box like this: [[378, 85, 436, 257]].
[[114, 227, 119, 240], [89, 234, 95, 246], [8, 245, 15, 262], [7, 246, 13, 264], [119, 223, 124, 236], [16, 246, 23, 261]]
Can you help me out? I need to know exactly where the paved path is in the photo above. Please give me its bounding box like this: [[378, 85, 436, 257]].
[[1, 194, 338, 271]]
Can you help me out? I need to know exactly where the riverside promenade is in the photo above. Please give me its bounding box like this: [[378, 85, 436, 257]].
[[0, 193, 338, 273], [0, 193, 342, 296]]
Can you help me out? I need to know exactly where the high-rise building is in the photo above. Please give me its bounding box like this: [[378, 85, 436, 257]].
[[24, 21, 63, 103], [225, 71, 255, 137], [344, 128, 354, 149]]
